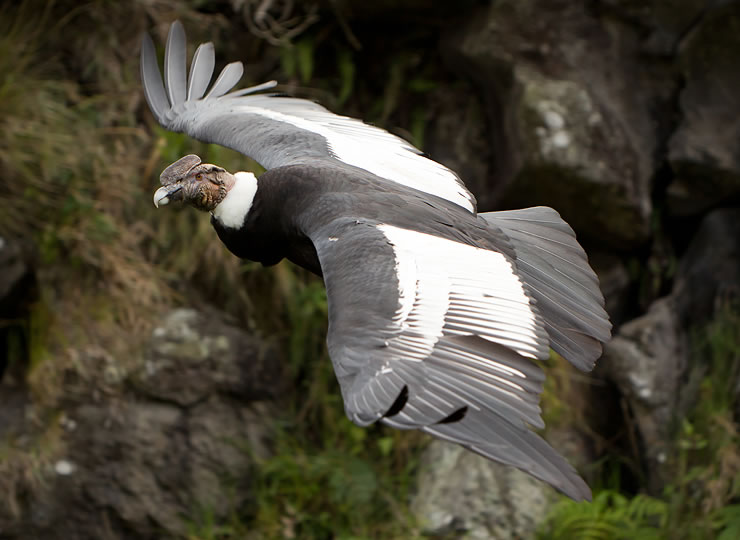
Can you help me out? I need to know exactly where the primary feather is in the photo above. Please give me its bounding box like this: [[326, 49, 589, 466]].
[[187, 43, 215, 101]]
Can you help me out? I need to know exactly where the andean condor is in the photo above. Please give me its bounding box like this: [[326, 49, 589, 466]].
[[142, 21, 611, 501]]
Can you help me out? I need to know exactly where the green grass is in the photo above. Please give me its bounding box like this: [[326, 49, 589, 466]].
[[538, 305, 740, 540], [539, 490, 669, 540]]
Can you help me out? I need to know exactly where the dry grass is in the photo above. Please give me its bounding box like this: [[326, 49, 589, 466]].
[[0, 0, 277, 513], [0, 0, 271, 391], [0, 410, 65, 524]]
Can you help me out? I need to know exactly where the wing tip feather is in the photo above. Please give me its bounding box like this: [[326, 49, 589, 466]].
[[164, 19, 187, 106], [205, 61, 245, 99], [187, 42, 215, 101], [140, 31, 169, 123]]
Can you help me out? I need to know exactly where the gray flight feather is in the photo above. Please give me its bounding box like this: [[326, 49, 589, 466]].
[[187, 43, 215, 101], [205, 61, 244, 99], [164, 21, 187, 106], [225, 80, 279, 98], [481, 207, 611, 371], [421, 407, 592, 500], [140, 33, 169, 123]]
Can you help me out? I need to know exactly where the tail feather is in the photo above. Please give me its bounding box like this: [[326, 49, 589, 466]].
[[481, 207, 611, 371]]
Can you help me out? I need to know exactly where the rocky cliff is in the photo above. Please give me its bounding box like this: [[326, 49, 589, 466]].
[[1, 1, 738, 538]]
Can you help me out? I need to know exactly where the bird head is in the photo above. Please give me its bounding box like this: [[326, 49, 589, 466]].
[[153, 154, 235, 212]]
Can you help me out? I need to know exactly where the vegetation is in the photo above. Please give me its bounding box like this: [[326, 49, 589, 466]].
[[538, 305, 740, 540], [240, 269, 425, 539]]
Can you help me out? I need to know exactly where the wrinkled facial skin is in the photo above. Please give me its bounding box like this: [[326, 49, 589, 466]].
[[154, 164, 229, 212], [182, 165, 229, 211]]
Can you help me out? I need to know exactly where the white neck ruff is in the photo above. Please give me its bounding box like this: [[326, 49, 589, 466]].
[[211, 171, 258, 229]]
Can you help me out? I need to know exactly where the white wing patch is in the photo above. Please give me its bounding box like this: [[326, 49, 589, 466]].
[[378, 224, 546, 360], [232, 103, 476, 212]]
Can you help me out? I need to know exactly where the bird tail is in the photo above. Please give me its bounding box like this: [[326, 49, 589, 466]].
[[480, 207, 611, 371]]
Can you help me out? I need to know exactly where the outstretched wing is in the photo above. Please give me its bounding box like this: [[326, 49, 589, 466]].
[[140, 21, 476, 213], [310, 217, 592, 501]]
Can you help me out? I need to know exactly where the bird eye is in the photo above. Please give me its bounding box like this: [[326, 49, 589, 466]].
[[196, 173, 203, 180]]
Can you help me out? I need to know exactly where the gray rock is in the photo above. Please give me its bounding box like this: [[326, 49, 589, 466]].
[[63, 397, 271, 537], [502, 66, 652, 249], [672, 207, 740, 326], [603, 297, 689, 492], [667, 4, 740, 216], [442, 0, 679, 249], [138, 308, 282, 405], [426, 87, 492, 209], [591, 252, 633, 326], [0, 307, 280, 539], [595, 0, 708, 56], [412, 441, 556, 539], [598, 207, 739, 495]]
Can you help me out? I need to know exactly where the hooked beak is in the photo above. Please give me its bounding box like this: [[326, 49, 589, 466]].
[[153, 185, 183, 208]]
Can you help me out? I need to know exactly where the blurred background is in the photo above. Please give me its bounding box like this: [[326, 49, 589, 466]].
[[1, 0, 739, 538]]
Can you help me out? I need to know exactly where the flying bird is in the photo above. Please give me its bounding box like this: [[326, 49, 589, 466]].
[[141, 21, 611, 501]]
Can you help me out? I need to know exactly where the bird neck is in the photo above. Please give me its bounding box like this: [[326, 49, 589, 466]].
[[211, 171, 258, 229]]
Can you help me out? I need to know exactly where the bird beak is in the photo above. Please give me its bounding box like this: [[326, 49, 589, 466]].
[[153, 185, 183, 208]]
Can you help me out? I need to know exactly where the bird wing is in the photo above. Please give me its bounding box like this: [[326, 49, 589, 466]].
[[309, 217, 592, 501], [140, 21, 477, 213]]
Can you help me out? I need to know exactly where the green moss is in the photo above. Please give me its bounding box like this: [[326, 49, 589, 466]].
[[26, 297, 54, 371], [539, 351, 572, 428]]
